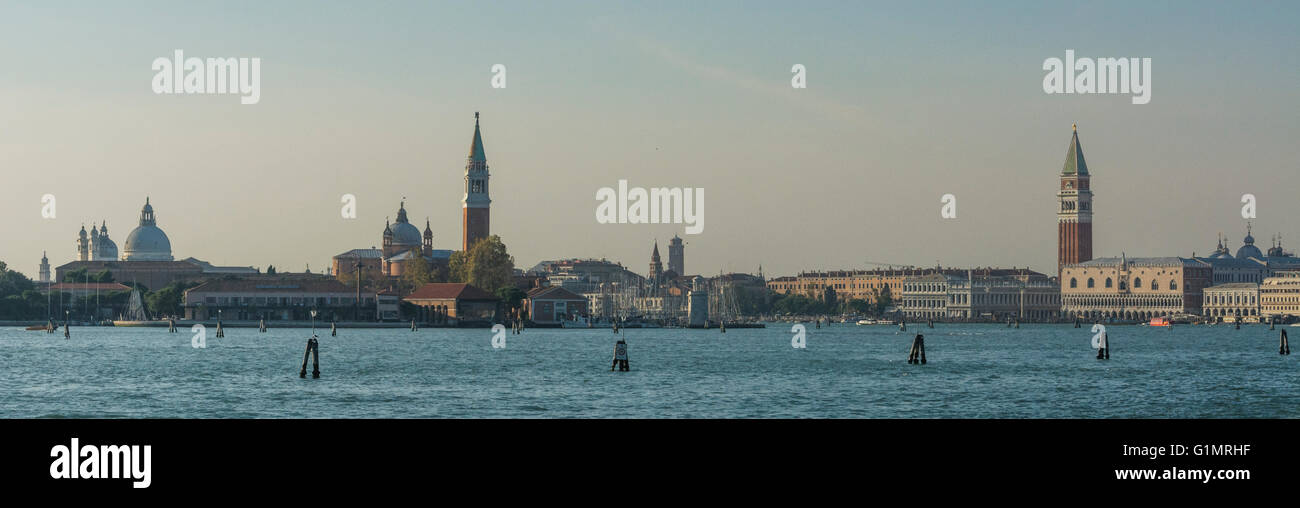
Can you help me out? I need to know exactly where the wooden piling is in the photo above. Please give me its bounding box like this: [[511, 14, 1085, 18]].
[[168, 319, 176, 333], [299, 340, 310, 378], [311, 338, 320, 378], [1096, 331, 1109, 360], [259, 319, 267, 333], [1281, 329, 1290, 356], [215, 320, 224, 338], [331, 322, 337, 337], [411, 319, 417, 332], [63, 322, 70, 339], [907, 334, 926, 365], [1269, 317, 1275, 331]]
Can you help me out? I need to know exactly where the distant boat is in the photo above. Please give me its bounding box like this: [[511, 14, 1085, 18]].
[[1149, 317, 1172, 327], [856, 319, 876, 325], [876, 319, 895, 325]]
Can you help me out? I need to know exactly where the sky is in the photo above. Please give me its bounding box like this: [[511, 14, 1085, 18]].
[[2, 0, 1298, 279]]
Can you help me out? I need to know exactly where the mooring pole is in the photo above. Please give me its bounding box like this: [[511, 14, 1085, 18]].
[[299, 338, 312, 378], [1281, 329, 1290, 356], [311, 338, 320, 379]]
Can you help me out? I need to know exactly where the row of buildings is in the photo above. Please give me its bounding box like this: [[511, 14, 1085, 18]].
[[764, 125, 1300, 323]]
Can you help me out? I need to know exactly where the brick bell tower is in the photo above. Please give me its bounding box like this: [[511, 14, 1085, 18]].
[[1057, 123, 1093, 275], [462, 112, 491, 251]]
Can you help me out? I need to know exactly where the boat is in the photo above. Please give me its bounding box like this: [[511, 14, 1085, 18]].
[[876, 319, 895, 325], [1149, 317, 1172, 327], [856, 319, 876, 325]]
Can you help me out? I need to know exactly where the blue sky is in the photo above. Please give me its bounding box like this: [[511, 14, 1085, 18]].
[[2, 0, 1298, 277]]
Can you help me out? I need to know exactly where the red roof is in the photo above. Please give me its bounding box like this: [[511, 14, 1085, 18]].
[[404, 283, 497, 301]]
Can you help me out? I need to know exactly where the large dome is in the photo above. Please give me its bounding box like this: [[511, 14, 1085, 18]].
[[1235, 225, 1263, 260], [122, 198, 174, 261], [390, 221, 422, 246]]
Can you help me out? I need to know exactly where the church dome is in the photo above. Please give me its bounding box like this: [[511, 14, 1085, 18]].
[[122, 198, 174, 261], [388, 201, 422, 246], [1234, 224, 1263, 260]]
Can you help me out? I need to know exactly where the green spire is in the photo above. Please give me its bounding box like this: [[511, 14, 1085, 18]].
[[468, 112, 486, 162], [1062, 123, 1089, 175]]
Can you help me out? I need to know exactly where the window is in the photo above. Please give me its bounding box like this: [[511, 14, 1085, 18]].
[[1170, 280, 1177, 290], [1134, 278, 1142, 289], [1070, 278, 1077, 288], [1087, 278, 1095, 288], [1151, 280, 1159, 290], [1105, 278, 1113, 288]]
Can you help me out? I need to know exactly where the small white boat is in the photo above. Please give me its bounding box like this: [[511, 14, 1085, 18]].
[[856, 319, 876, 325]]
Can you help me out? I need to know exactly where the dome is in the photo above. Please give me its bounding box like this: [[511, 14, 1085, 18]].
[[1236, 244, 1264, 260], [389, 221, 422, 246], [123, 225, 173, 261], [95, 237, 119, 260], [1235, 225, 1262, 260], [387, 201, 422, 246], [122, 198, 174, 261]]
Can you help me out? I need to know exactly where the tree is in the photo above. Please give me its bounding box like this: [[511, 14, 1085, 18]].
[[449, 235, 515, 294], [400, 257, 434, 293], [145, 281, 200, 318], [495, 286, 526, 312], [874, 285, 894, 315]]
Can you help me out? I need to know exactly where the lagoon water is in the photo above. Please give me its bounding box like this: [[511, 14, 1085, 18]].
[[1, 323, 1297, 418]]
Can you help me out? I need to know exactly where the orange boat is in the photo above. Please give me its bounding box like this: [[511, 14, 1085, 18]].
[[1149, 317, 1172, 327]]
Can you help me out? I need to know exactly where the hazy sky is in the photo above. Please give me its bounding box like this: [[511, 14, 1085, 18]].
[[2, 0, 1298, 279]]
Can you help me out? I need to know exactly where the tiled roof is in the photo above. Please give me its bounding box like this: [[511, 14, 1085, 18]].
[[186, 278, 353, 294], [335, 248, 384, 259], [526, 286, 586, 301], [404, 283, 497, 301]]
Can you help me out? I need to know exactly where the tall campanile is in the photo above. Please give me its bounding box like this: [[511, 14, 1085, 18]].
[[1057, 124, 1093, 275], [462, 112, 491, 251]]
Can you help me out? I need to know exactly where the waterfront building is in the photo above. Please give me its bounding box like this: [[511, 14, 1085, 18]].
[[1059, 256, 1213, 320], [1260, 272, 1300, 321], [524, 286, 589, 324], [769, 267, 1046, 306], [403, 282, 500, 324], [183, 276, 370, 321], [1058, 124, 1094, 275], [1202, 283, 1260, 322], [904, 271, 1060, 321], [462, 113, 491, 251], [901, 273, 950, 320]]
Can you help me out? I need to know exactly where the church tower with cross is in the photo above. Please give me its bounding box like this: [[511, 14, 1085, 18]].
[[462, 112, 491, 251]]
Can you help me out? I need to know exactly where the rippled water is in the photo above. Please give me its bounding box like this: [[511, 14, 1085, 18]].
[[1, 323, 1297, 418]]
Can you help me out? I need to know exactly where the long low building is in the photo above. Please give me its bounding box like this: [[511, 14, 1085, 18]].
[[183, 277, 375, 321], [402, 283, 500, 324], [901, 271, 1060, 321], [1060, 256, 1213, 320]]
